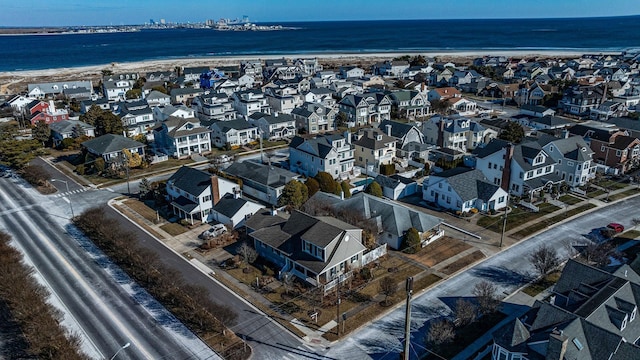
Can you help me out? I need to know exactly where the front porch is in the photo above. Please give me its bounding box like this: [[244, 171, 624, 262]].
[[170, 196, 206, 225]]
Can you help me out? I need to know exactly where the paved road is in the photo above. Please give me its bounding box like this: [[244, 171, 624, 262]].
[[326, 195, 640, 360], [29, 157, 327, 360], [0, 176, 219, 360]]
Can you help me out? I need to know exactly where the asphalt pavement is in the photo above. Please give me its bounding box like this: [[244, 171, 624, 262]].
[[0, 176, 219, 360]]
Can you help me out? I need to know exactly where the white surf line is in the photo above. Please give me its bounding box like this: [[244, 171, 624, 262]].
[[1, 187, 157, 359]]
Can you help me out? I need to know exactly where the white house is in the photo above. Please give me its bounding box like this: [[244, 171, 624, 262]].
[[153, 116, 212, 158], [248, 112, 297, 140], [103, 80, 132, 102], [423, 167, 508, 213], [209, 192, 263, 229], [166, 166, 238, 224], [289, 133, 356, 180], [209, 119, 259, 148]]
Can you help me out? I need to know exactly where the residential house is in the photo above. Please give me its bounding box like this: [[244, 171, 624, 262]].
[[423, 115, 494, 151], [474, 138, 561, 197], [248, 112, 296, 140], [222, 161, 302, 206], [590, 101, 628, 121], [374, 174, 419, 200], [290, 102, 337, 134], [289, 133, 356, 180], [353, 128, 397, 170], [423, 167, 508, 213], [49, 120, 95, 147], [210, 119, 259, 148], [81, 134, 145, 163], [27, 81, 93, 99], [448, 97, 478, 116], [309, 192, 444, 250], [145, 71, 176, 83], [209, 192, 263, 229], [145, 90, 171, 107], [170, 87, 204, 105], [294, 58, 322, 75], [153, 104, 195, 122], [303, 88, 337, 108], [513, 115, 573, 131], [374, 60, 410, 77], [232, 89, 272, 117], [214, 78, 241, 97], [249, 210, 367, 288], [102, 79, 133, 102], [560, 85, 606, 117], [427, 87, 461, 102], [519, 104, 556, 118], [80, 98, 110, 113], [153, 116, 211, 158], [491, 259, 640, 360], [191, 92, 237, 122], [27, 100, 70, 125], [166, 166, 237, 224], [569, 122, 640, 174], [340, 66, 365, 79], [182, 67, 210, 82], [378, 119, 425, 151], [338, 92, 392, 126], [7, 95, 32, 112], [240, 60, 263, 83], [536, 134, 596, 187], [264, 86, 302, 114], [63, 87, 92, 101], [388, 90, 431, 119], [118, 100, 154, 137]]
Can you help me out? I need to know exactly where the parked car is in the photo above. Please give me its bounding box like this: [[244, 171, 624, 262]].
[[198, 224, 227, 239], [606, 223, 625, 233]]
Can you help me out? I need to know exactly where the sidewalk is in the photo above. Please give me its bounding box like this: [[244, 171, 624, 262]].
[[110, 198, 335, 347]]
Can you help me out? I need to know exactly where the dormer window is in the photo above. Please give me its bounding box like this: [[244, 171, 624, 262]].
[[632, 307, 637, 322]]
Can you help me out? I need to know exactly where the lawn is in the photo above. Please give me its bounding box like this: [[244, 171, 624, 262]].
[[558, 194, 583, 205], [124, 199, 159, 222], [160, 222, 188, 236], [522, 271, 561, 297], [512, 204, 597, 239], [595, 179, 628, 190], [404, 237, 472, 267], [586, 187, 606, 198], [440, 251, 485, 275], [607, 189, 640, 202], [477, 203, 560, 233]]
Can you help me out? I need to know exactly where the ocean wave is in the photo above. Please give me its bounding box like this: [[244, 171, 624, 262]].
[[531, 29, 558, 32]]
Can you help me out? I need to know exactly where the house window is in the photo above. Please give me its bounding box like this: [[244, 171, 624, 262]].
[[351, 255, 358, 263], [488, 162, 492, 169], [446, 196, 451, 204], [632, 307, 637, 322], [558, 159, 562, 165], [545, 166, 552, 173], [617, 150, 622, 157], [499, 196, 505, 203], [601, 145, 606, 151], [536, 168, 542, 174], [438, 183, 442, 188], [549, 146, 554, 152], [430, 190, 434, 196]]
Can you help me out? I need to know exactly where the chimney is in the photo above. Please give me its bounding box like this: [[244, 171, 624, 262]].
[[501, 144, 514, 191], [546, 331, 568, 360], [437, 119, 445, 148], [385, 124, 392, 136], [562, 129, 569, 139], [211, 175, 220, 205]]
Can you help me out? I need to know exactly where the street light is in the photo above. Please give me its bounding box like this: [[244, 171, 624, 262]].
[[51, 179, 74, 219], [109, 342, 131, 360]]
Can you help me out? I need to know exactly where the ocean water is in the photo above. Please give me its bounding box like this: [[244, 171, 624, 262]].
[[1, 16, 639, 72]]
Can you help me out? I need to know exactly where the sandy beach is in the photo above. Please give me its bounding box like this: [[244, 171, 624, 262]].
[[0, 50, 596, 95]]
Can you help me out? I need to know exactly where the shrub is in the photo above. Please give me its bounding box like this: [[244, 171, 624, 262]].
[[379, 163, 395, 175], [75, 164, 85, 175]]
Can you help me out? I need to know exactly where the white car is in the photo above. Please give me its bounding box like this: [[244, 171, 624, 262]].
[[199, 224, 227, 239]]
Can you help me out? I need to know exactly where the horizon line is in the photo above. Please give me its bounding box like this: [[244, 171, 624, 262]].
[[2, 13, 639, 28]]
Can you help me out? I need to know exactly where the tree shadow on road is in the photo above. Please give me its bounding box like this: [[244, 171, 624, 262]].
[[470, 265, 534, 287]]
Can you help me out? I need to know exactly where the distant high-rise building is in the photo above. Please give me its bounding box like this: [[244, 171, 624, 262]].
[[160, 18, 166, 25], [205, 19, 214, 26], [149, 19, 155, 25]]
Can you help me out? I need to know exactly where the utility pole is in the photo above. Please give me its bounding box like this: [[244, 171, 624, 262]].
[[500, 194, 509, 248], [402, 277, 413, 360], [336, 276, 341, 336]]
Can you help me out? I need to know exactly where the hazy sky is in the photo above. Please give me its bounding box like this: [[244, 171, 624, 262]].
[[2, 0, 640, 26]]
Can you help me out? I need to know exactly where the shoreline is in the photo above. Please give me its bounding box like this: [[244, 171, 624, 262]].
[[0, 50, 603, 77]]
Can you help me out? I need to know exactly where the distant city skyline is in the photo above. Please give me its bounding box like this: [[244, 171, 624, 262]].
[[1, 0, 639, 27]]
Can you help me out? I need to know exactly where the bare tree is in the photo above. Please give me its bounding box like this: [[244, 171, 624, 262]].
[[529, 245, 561, 277], [426, 319, 455, 346], [237, 242, 258, 268], [454, 298, 477, 327], [378, 277, 398, 306], [473, 280, 500, 315], [583, 242, 620, 268]]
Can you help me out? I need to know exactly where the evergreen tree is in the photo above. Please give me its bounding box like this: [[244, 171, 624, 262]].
[[32, 121, 50, 146], [278, 180, 308, 209], [402, 227, 421, 254], [498, 121, 525, 143], [315, 171, 337, 194], [305, 177, 320, 197], [365, 181, 383, 197], [341, 181, 352, 198]]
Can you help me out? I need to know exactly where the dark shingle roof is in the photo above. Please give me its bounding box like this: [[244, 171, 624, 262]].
[[212, 193, 247, 218], [432, 168, 500, 202], [223, 161, 298, 188], [167, 166, 212, 197], [81, 134, 145, 155]]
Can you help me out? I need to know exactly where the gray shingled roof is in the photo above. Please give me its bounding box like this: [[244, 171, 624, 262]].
[[223, 161, 298, 188], [167, 166, 212, 197], [81, 134, 145, 155], [49, 119, 94, 134], [431, 168, 500, 202], [212, 193, 248, 218]]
